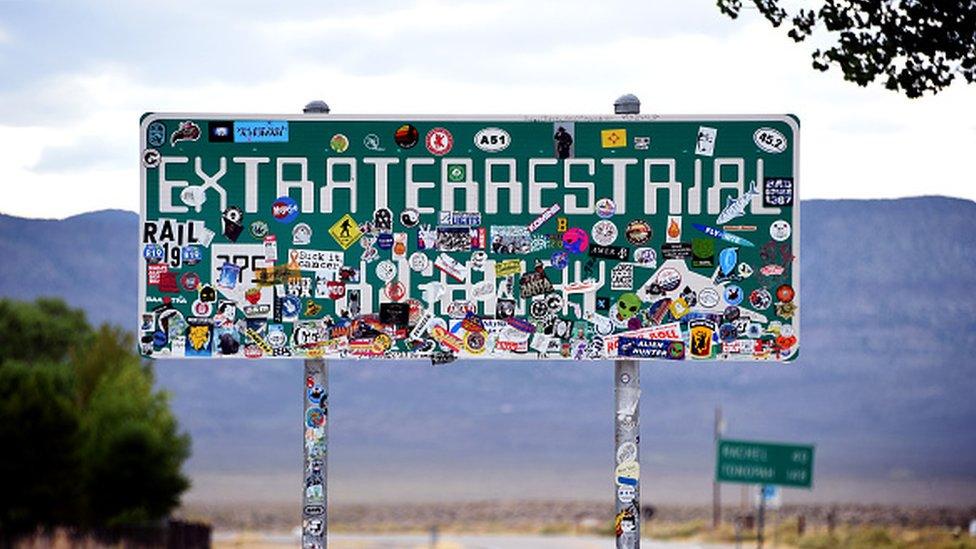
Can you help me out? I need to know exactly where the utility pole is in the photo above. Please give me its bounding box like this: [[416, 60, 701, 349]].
[[613, 93, 642, 549], [757, 485, 766, 549], [301, 99, 331, 549], [713, 406, 723, 529]]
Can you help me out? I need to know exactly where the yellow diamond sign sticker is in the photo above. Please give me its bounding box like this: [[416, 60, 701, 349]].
[[328, 214, 362, 249], [601, 128, 627, 148]]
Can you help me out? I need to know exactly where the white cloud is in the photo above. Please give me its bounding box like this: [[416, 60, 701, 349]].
[[0, 3, 974, 218]]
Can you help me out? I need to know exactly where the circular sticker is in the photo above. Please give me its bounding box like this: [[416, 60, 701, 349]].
[[656, 267, 681, 292], [668, 341, 685, 359], [250, 220, 269, 238], [634, 248, 657, 267], [592, 220, 618, 246], [530, 299, 549, 319], [625, 220, 651, 245], [724, 306, 741, 322], [192, 299, 213, 317], [425, 127, 454, 155], [142, 148, 160, 168], [330, 133, 349, 153], [400, 208, 420, 228], [770, 220, 792, 241], [562, 227, 589, 254], [616, 442, 637, 464], [385, 281, 406, 302], [698, 287, 720, 308], [409, 252, 429, 272], [394, 124, 419, 149], [464, 331, 486, 354], [550, 251, 569, 269], [750, 287, 773, 310], [180, 272, 200, 291], [306, 407, 326, 428], [719, 322, 738, 343], [724, 285, 744, 306], [376, 260, 397, 282], [372, 333, 393, 353], [776, 284, 795, 303], [737, 263, 754, 279], [272, 196, 299, 223], [595, 198, 616, 218], [180, 186, 206, 210], [292, 223, 312, 245]]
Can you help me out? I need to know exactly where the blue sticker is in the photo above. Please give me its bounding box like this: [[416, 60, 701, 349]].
[[693, 223, 755, 248], [724, 285, 744, 306], [234, 120, 289, 143], [719, 248, 738, 276], [218, 262, 241, 289], [272, 196, 299, 223], [282, 295, 301, 319], [143, 243, 165, 263], [147, 121, 166, 148], [550, 251, 569, 269], [182, 245, 203, 266], [617, 476, 638, 486]]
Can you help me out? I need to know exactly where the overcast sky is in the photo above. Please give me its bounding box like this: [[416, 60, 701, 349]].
[[0, 1, 974, 218]]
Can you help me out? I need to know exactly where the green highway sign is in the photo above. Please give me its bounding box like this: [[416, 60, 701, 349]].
[[138, 114, 799, 361], [716, 438, 814, 488]]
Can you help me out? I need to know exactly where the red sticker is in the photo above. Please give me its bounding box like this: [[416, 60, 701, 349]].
[[425, 127, 453, 156]]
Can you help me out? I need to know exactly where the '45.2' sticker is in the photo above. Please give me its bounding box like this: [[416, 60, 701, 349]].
[[753, 127, 787, 154]]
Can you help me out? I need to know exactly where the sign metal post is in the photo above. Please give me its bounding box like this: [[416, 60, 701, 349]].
[[302, 358, 328, 547], [613, 94, 642, 549], [614, 359, 641, 548], [301, 100, 331, 548]]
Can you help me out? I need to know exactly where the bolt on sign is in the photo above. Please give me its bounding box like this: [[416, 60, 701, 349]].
[[138, 114, 799, 361], [716, 439, 814, 488]]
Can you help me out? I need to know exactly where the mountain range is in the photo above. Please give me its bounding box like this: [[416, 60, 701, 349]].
[[1, 196, 974, 506]]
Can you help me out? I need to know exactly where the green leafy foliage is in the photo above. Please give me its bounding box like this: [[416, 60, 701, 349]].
[[716, 0, 976, 98], [0, 298, 190, 540]]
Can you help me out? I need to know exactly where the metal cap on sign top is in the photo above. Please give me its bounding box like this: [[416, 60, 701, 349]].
[[303, 100, 331, 114], [614, 94, 641, 115]]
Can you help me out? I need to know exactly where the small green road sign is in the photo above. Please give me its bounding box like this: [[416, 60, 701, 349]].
[[716, 438, 814, 488]]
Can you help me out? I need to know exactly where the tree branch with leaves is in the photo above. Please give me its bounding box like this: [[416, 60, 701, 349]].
[[717, 0, 976, 98]]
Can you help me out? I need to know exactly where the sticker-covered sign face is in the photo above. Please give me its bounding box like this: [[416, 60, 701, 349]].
[[140, 114, 799, 361]]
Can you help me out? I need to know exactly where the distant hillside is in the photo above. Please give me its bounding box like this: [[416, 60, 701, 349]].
[[1, 197, 975, 506]]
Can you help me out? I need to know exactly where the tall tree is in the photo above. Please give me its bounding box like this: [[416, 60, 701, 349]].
[[716, 0, 976, 98], [77, 327, 190, 526], [0, 361, 82, 542], [0, 299, 190, 540]]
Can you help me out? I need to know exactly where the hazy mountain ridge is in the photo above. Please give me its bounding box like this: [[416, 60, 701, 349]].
[[1, 197, 974, 505]]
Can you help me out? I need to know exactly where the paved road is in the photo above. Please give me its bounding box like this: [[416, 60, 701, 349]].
[[215, 531, 739, 548]]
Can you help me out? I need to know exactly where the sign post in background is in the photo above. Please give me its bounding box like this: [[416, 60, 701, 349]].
[[717, 439, 814, 549], [716, 439, 814, 488]]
